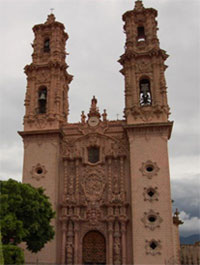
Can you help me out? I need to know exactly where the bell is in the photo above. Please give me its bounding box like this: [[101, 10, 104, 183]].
[[39, 92, 46, 101]]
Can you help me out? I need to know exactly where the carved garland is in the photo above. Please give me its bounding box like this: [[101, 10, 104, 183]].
[[139, 160, 160, 179], [145, 239, 162, 256], [141, 209, 163, 230], [30, 163, 47, 181]]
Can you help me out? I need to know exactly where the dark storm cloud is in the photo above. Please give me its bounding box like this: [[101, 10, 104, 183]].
[[171, 175, 200, 218]]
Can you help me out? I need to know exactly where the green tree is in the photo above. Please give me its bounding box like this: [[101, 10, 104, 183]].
[[0, 179, 55, 253], [2, 245, 24, 265]]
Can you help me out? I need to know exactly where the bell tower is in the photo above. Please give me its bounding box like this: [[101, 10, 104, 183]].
[[119, 0, 169, 124], [20, 14, 72, 264], [24, 13, 72, 131], [120, 1, 179, 264]]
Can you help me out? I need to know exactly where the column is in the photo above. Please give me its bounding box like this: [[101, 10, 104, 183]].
[[61, 220, 67, 264], [108, 222, 113, 265], [121, 222, 127, 265], [75, 159, 79, 203], [120, 156, 125, 201], [74, 222, 79, 265], [108, 158, 112, 201], [63, 160, 68, 202]]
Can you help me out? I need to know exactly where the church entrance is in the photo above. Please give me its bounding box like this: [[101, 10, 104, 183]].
[[82, 231, 106, 265]]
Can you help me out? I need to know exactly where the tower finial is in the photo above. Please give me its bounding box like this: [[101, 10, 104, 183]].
[[134, 0, 144, 10]]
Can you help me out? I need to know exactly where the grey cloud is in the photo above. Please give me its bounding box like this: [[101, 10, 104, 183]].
[[171, 175, 200, 218]]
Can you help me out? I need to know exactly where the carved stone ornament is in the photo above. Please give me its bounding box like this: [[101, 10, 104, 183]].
[[141, 209, 163, 230], [82, 174, 105, 202], [130, 104, 170, 121], [145, 239, 162, 256], [86, 206, 101, 225], [139, 160, 160, 179], [30, 163, 47, 181], [143, 186, 159, 202], [135, 61, 152, 73]]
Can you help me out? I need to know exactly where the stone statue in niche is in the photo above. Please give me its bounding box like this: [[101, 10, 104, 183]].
[[86, 206, 101, 225], [66, 241, 73, 265], [114, 237, 121, 265]]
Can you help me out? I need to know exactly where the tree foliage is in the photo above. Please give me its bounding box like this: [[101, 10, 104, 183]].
[[0, 179, 55, 253], [2, 245, 24, 265]]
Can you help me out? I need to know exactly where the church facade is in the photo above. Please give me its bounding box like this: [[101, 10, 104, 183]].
[[19, 1, 182, 264]]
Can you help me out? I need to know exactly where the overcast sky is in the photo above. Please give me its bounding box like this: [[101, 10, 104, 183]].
[[0, 0, 199, 237]]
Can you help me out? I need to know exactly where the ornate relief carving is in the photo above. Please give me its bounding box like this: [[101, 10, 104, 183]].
[[30, 163, 47, 181], [145, 239, 162, 256], [141, 209, 163, 230], [86, 206, 102, 226], [135, 60, 152, 73], [66, 220, 74, 265], [82, 173, 105, 202], [113, 221, 121, 265], [130, 104, 170, 121], [139, 160, 160, 179]]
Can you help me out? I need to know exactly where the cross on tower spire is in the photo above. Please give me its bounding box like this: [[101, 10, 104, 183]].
[[50, 8, 54, 14]]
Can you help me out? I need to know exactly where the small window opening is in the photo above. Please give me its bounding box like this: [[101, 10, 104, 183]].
[[44, 38, 50, 52], [38, 87, 47, 114], [137, 26, 146, 42], [140, 79, 152, 106], [147, 190, 155, 197], [150, 241, 157, 250], [146, 165, 154, 172], [36, 168, 43, 174], [148, 216, 156, 223], [88, 146, 100, 164]]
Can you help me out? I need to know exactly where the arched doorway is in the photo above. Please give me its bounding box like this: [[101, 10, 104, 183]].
[[83, 230, 106, 265]]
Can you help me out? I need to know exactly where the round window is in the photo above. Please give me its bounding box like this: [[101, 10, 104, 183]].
[[146, 165, 154, 172], [148, 215, 156, 223], [36, 167, 43, 174]]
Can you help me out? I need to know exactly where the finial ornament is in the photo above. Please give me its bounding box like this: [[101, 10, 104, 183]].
[[134, 0, 144, 10], [88, 96, 100, 119], [173, 208, 183, 226]]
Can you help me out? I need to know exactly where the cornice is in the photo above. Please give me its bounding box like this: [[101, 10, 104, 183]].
[[24, 61, 69, 72], [119, 48, 168, 65], [122, 7, 157, 22], [124, 121, 173, 139], [18, 129, 63, 138], [33, 21, 67, 35]]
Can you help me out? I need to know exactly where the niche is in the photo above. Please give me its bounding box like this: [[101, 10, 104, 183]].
[[139, 78, 152, 106]]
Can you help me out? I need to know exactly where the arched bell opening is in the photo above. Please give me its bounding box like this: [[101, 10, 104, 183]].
[[137, 26, 146, 42], [43, 38, 50, 52], [82, 230, 106, 265], [139, 78, 152, 106], [38, 86, 47, 114]]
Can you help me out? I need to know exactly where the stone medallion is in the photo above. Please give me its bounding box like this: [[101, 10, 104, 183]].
[[82, 174, 105, 202]]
